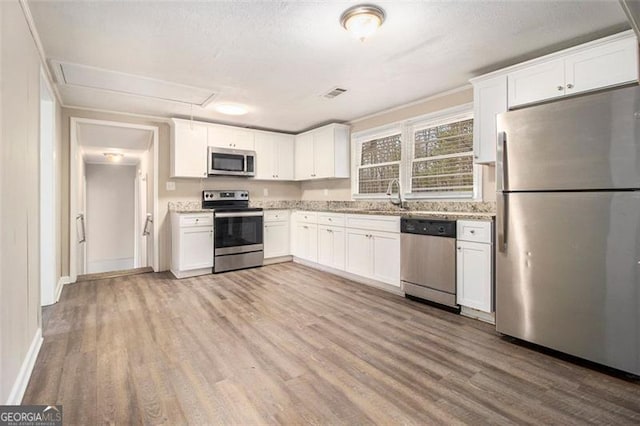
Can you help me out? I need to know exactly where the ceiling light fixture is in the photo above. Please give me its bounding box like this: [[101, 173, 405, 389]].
[[213, 103, 249, 116], [103, 152, 124, 162], [340, 4, 385, 41]]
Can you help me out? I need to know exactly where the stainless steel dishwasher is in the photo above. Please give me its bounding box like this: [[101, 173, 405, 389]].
[[400, 218, 458, 310]]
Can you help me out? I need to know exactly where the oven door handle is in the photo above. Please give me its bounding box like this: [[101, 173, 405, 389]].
[[215, 211, 264, 218]]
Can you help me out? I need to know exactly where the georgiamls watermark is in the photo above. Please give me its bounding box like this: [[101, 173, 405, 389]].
[[0, 405, 62, 426]]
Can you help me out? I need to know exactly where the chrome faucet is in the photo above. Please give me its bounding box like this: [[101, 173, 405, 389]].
[[386, 178, 406, 209]]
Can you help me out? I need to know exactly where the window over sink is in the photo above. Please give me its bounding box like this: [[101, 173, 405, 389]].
[[352, 104, 481, 200]]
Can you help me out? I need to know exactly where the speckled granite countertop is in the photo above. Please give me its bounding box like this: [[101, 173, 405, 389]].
[[169, 200, 495, 221]]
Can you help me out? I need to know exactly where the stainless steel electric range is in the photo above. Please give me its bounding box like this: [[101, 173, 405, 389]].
[[202, 190, 263, 273]]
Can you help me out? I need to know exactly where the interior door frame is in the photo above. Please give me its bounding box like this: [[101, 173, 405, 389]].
[[39, 68, 57, 305], [70, 117, 159, 282]]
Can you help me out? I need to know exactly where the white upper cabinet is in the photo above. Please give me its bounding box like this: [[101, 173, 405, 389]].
[[508, 58, 566, 107], [294, 123, 350, 181], [564, 36, 639, 96], [207, 124, 255, 150], [170, 119, 208, 178], [294, 132, 315, 180], [254, 131, 294, 180], [471, 31, 638, 164], [472, 75, 507, 164], [508, 32, 638, 108]]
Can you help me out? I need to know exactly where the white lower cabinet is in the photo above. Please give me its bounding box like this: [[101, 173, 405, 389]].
[[291, 211, 400, 290], [345, 228, 401, 288], [170, 212, 214, 278], [318, 225, 345, 270], [371, 231, 401, 286], [264, 210, 290, 259], [293, 222, 318, 262], [264, 222, 290, 258], [456, 220, 494, 313]]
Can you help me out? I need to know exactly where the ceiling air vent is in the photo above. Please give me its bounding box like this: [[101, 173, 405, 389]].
[[323, 87, 347, 99]]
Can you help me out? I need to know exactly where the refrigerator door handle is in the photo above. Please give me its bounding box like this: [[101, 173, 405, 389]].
[[496, 131, 507, 191], [497, 193, 508, 252]]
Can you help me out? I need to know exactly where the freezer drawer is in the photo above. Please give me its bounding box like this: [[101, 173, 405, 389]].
[[496, 191, 640, 375], [496, 85, 640, 191]]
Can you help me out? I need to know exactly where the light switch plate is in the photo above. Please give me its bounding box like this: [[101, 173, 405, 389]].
[[263, 188, 269, 197], [166, 181, 176, 191], [324, 188, 329, 196]]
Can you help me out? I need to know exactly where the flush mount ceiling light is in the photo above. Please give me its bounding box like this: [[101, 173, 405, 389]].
[[213, 103, 249, 116], [103, 152, 124, 162], [340, 4, 386, 41]]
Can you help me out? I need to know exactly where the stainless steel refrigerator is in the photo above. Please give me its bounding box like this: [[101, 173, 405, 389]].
[[496, 85, 640, 376]]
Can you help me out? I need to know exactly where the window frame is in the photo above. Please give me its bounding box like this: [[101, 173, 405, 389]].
[[351, 123, 404, 200], [351, 103, 482, 201]]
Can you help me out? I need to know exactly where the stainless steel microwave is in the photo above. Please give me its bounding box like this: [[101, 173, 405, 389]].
[[207, 146, 256, 177]]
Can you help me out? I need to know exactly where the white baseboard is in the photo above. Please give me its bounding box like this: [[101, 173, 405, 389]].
[[55, 276, 71, 302], [6, 328, 43, 405], [170, 267, 212, 279], [263, 255, 293, 265], [293, 257, 405, 296]]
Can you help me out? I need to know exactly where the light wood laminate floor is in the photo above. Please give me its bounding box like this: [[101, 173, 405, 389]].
[[24, 262, 640, 425]]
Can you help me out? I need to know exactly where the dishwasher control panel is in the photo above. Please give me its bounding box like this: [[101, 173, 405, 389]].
[[401, 218, 456, 237]]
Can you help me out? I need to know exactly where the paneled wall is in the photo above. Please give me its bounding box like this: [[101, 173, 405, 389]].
[[0, 0, 50, 403]]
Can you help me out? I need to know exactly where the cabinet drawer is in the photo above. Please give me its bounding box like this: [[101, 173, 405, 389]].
[[318, 212, 345, 227], [457, 220, 492, 243], [294, 211, 318, 224], [346, 214, 400, 233], [264, 210, 290, 223], [179, 213, 213, 227]]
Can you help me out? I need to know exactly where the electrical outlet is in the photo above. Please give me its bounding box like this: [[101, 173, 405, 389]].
[[263, 188, 269, 197], [166, 181, 176, 191], [324, 188, 329, 196]]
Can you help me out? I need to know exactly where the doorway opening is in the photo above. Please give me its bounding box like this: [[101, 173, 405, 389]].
[[70, 118, 159, 281]]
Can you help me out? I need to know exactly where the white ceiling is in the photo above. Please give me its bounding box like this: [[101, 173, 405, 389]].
[[28, 1, 629, 133], [77, 122, 152, 165]]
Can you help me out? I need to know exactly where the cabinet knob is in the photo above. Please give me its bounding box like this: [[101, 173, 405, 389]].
[[470, 230, 475, 234], [328, 218, 332, 221], [557, 85, 564, 91], [458, 247, 462, 250], [566, 83, 574, 89]]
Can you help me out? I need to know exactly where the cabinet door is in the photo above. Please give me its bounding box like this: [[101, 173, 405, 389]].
[[345, 229, 372, 278], [207, 124, 233, 148], [180, 228, 213, 270], [264, 222, 289, 258], [171, 121, 208, 178], [456, 241, 493, 312], [275, 134, 295, 180], [371, 232, 400, 287], [313, 126, 335, 179], [232, 129, 255, 150], [254, 132, 277, 180], [293, 222, 317, 262], [508, 59, 565, 107], [318, 225, 345, 270], [473, 76, 507, 164], [295, 132, 315, 180], [565, 37, 639, 96]]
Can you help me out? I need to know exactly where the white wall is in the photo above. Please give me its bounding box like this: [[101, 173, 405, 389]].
[[0, 0, 46, 403], [85, 163, 136, 273]]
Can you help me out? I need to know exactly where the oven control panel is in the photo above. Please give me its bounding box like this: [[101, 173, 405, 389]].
[[203, 190, 249, 201]]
